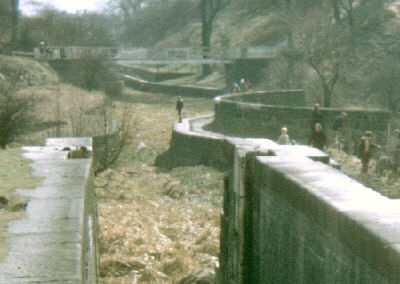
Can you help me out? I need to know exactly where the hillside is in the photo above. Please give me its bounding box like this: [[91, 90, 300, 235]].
[[0, 1, 14, 52], [0, 55, 110, 147], [125, 0, 400, 112], [0, 55, 59, 87], [0, 54, 223, 282], [145, 1, 285, 48]]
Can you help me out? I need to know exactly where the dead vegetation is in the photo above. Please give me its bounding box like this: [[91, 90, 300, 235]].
[[0, 54, 221, 282], [95, 89, 222, 283], [327, 148, 400, 198], [0, 55, 59, 88]]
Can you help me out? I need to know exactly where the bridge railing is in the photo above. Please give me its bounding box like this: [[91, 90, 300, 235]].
[[33, 44, 283, 61], [117, 46, 281, 60], [33, 46, 118, 60]]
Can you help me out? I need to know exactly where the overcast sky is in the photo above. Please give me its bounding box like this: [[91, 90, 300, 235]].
[[20, 0, 108, 15]]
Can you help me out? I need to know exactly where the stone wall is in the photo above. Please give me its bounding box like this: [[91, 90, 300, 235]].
[[226, 90, 306, 107], [168, 114, 400, 283], [114, 63, 193, 82], [222, 151, 400, 283], [0, 137, 99, 283], [225, 58, 272, 89], [48, 59, 87, 85], [167, 116, 329, 170], [211, 91, 391, 146], [168, 125, 232, 169], [122, 74, 225, 98]]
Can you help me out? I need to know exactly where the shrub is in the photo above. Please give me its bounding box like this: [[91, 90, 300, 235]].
[[0, 84, 39, 149]]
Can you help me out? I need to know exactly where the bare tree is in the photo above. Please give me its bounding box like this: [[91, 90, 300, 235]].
[[331, 0, 355, 31], [268, 1, 351, 106], [108, 0, 144, 22], [0, 84, 40, 149], [11, 0, 19, 50], [200, 0, 229, 76], [298, 20, 351, 107], [93, 99, 133, 174], [0, 0, 19, 52], [364, 29, 400, 114]]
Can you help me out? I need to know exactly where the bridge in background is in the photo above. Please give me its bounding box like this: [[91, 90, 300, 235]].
[[32, 44, 284, 64]]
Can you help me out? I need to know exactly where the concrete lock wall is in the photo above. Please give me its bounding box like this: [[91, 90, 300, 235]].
[[169, 112, 400, 283], [229, 153, 400, 283], [113, 63, 193, 82], [122, 74, 225, 98], [212, 91, 391, 146], [0, 137, 99, 283]]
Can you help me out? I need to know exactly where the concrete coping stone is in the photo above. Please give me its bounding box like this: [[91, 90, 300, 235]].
[[45, 137, 92, 147], [215, 91, 391, 114], [123, 73, 224, 91], [255, 155, 400, 281], [178, 115, 330, 163], [173, 95, 395, 281], [0, 137, 94, 283], [122, 73, 148, 83]]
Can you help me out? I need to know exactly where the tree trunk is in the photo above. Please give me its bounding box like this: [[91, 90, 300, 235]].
[[11, 0, 19, 51], [323, 83, 332, 107], [386, 86, 397, 114], [286, 32, 295, 88], [201, 0, 213, 76], [331, 0, 341, 24]]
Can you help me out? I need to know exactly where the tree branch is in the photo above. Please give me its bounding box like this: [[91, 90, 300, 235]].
[[308, 57, 325, 82]]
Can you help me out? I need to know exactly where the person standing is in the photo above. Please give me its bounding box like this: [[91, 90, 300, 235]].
[[277, 127, 290, 145], [392, 129, 400, 176], [176, 97, 184, 123], [357, 131, 381, 173], [239, 78, 245, 92], [333, 112, 348, 131], [310, 103, 322, 132], [308, 123, 327, 151], [232, 82, 240, 93], [333, 112, 348, 151], [245, 79, 252, 91]]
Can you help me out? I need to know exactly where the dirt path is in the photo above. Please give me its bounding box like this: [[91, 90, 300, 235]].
[[96, 90, 224, 283]]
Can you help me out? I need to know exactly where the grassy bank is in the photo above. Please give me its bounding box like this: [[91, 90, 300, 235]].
[[96, 89, 224, 283], [0, 148, 43, 260]]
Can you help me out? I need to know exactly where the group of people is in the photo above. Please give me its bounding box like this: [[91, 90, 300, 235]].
[[176, 96, 398, 175], [232, 78, 251, 93], [277, 104, 344, 152], [277, 103, 399, 174]]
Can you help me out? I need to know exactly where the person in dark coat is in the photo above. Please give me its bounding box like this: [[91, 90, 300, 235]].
[[333, 112, 348, 131], [333, 112, 348, 151], [176, 97, 184, 123], [357, 131, 381, 173], [308, 123, 327, 151], [310, 103, 322, 131]]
